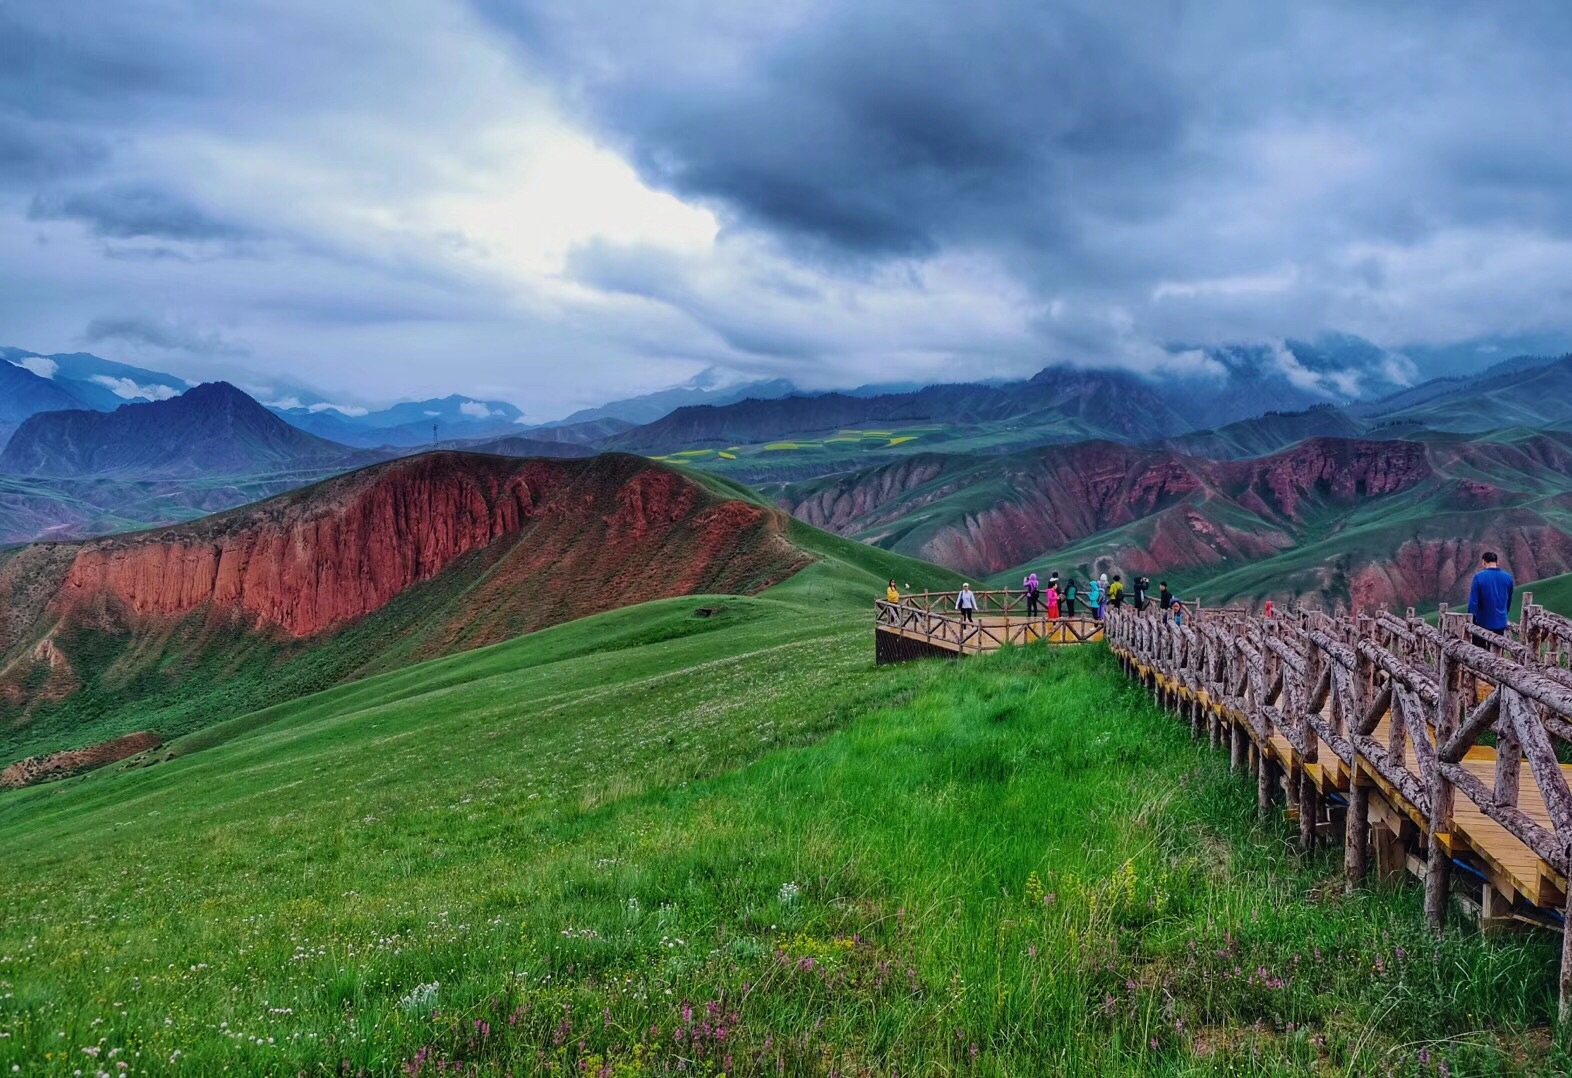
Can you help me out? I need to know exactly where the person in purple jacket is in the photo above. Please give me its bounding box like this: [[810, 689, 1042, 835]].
[[1467, 551, 1514, 632]]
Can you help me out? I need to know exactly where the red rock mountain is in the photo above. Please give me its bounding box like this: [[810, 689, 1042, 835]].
[[783, 438, 1433, 574], [778, 432, 1572, 609], [1, 452, 812, 749]]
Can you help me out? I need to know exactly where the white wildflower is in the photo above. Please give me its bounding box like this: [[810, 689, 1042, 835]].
[[398, 981, 440, 1012]]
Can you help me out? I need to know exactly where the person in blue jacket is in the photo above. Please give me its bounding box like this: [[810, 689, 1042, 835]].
[[1467, 551, 1514, 632]]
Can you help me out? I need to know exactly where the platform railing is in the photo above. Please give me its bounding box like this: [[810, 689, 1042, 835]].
[[875, 590, 1106, 653]]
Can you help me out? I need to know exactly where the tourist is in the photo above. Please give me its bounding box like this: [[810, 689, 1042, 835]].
[[1109, 574, 1125, 610], [886, 579, 901, 604], [1133, 575, 1149, 611], [1158, 581, 1174, 612], [1467, 551, 1514, 633], [1087, 576, 1102, 619], [1045, 580, 1060, 619], [1263, 599, 1274, 618], [1064, 578, 1078, 617], [1024, 572, 1041, 618], [956, 583, 978, 623]]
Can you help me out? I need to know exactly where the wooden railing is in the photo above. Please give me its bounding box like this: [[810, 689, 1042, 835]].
[[1106, 593, 1572, 1016]]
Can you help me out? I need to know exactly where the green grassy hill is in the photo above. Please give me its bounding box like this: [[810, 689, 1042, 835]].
[[1160, 404, 1363, 460], [1517, 570, 1572, 618], [1373, 355, 1572, 432], [0, 550, 1562, 1072]]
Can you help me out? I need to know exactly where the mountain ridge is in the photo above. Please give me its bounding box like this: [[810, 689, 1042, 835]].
[[0, 381, 368, 478]]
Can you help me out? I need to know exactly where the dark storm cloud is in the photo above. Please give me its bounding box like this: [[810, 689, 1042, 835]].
[[567, 240, 823, 359], [481, 0, 1184, 261], [29, 183, 250, 242], [480, 0, 1572, 351], [0, 115, 107, 185]]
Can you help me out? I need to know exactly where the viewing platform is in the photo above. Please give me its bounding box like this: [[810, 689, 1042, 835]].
[[875, 589, 1103, 663]]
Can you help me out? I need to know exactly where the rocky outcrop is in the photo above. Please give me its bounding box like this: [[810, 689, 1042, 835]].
[[784, 454, 961, 532], [781, 434, 1572, 610], [1223, 438, 1431, 524], [1, 730, 161, 788], [14, 453, 810, 643]]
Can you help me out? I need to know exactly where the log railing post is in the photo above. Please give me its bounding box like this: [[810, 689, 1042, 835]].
[[1425, 612, 1465, 930], [1345, 770, 1370, 891], [1522, 591, 1538, 661], [1495, 688, 1523, 807], [1562, 839, 1572, 1025], [1297, 755, 1318, 851]]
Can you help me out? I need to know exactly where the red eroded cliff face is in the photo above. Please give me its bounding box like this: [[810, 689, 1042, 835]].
[[786, 455, 956, 533], [52, 453, 551, 637], [780, 437, 1437, 578], [1221, 438, 1431, 523], [429, 461, 810, 652], [1347, 525, 1572, 612], [31, 452, 809, 643]]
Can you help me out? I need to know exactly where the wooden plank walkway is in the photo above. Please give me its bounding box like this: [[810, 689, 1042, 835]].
[[1108, 596, 1572, 1015]]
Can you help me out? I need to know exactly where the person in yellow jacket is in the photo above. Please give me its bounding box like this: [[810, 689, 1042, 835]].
[[886, 579, 901, 604], [1108, 575, 1125, 609]]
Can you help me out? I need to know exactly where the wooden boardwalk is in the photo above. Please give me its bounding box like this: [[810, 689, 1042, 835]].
[[1107, 595, 1572, 1015], [876, 588, 1572, 1013]]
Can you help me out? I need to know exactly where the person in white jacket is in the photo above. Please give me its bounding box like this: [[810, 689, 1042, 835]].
[[956, 583, 978, 622]]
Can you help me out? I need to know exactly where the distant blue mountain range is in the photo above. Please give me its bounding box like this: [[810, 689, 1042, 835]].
[[5, 331, 1568, 455]]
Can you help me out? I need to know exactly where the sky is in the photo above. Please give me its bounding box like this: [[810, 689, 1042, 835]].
[[4, 1, 1572, 419]]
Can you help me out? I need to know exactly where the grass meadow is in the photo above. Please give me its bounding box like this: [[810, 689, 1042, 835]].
[[2, 603, 1566, 1074]]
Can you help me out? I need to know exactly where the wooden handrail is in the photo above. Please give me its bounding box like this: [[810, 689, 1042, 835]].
[[1104, 598, 1572, 1019]]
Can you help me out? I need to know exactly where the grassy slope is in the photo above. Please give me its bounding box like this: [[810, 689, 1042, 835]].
[[1386, 359, 1572, 432], [1517, 570, 1572, 618], [1, 570, 1562, 1073]]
